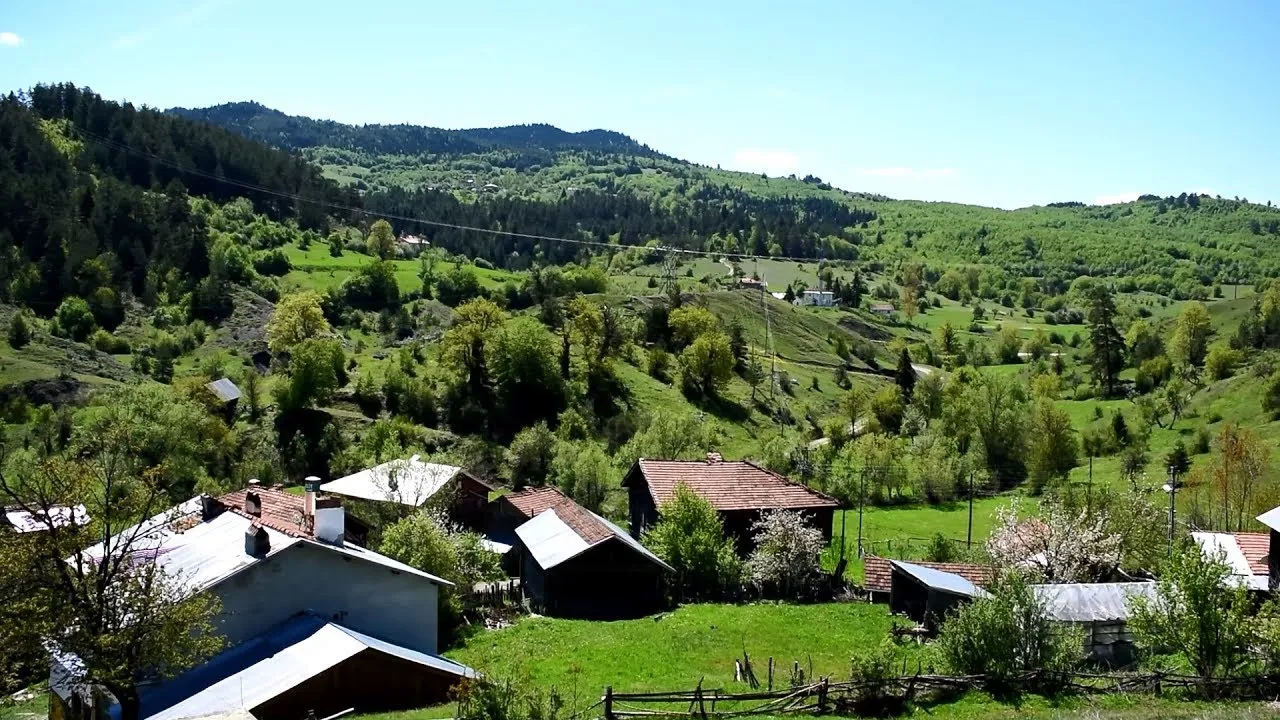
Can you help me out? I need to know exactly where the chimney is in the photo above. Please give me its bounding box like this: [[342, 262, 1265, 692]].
[[314, 496, 345, 546], [706, 452, 723, 464], [244, 523, 270, 557], [200, 494, 223, 521], [244, 491, 261, 516], [303, 476, 321, 519]]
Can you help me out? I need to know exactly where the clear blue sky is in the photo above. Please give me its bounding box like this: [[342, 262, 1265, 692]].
[[3, 0, 1278, 209]]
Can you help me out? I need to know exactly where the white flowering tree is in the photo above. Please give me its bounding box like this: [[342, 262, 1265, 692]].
[[986, 498, 1123, 583], [746, 510, 825, 597]]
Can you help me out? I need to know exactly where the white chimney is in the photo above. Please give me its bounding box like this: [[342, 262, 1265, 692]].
[[314, 497, 345, 546], [303, 476, 321, 519]]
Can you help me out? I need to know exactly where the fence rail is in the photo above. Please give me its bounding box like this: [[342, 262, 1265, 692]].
[[599, 670, 1280, 719]]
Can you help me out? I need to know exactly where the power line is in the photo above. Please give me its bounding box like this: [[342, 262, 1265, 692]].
[[69, 126, 841, 267]]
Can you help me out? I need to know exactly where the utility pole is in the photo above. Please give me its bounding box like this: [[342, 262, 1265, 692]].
[[856, 468, 867, 558], [1087, 456, 1094, 514], [967, 471, 975, 548], [1164, 465, 1177, 557]]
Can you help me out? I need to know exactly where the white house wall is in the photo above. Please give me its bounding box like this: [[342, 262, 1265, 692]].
[[211, 542, 440, 654]]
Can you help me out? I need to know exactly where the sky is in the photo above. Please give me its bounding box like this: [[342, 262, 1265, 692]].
[[2, 0, 1278, 209]]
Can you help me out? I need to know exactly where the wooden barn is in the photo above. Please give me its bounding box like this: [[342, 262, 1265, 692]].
[[622, 453, 838, 554], [1032, 583, 1157, 667], [512, 488, 672, 619], [888, 560, 988, 632]]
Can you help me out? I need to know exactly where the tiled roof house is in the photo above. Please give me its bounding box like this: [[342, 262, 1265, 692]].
[[622, 453, 838, 553]]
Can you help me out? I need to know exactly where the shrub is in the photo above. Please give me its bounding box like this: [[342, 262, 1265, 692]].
[[1129, 544, 1255, 686], [54, 296, 96, 342], [936, 571, 1082, 693], [1204, 344, 1242, 381], [253, 248, 292, 276], [745, 510, 824, 598], [647, 346, 672, 383], [7, 311, 33, 348], [89, 329, 129, 354], [643, 483, 741, 601], [505, 422, 557, 488], [926, 532, 956, 562], [1193, 426, 1212, 454]]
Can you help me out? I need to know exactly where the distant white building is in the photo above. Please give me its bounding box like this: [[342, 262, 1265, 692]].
[[799, 290, 834, 307]]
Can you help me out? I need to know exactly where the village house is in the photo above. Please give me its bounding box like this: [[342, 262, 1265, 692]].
[[1032, 582, 1157, 667], [622, 454, 838, 553], [505, 486, 672, 619], [1191, 530, 1270, 590], [321, 455, 492, 530], [797, 289, 834, 307], [869, 303, 895, 316], [51, 481, 471, 720]]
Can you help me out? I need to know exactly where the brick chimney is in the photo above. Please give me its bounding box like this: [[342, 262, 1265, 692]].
[[244, 491, 261, 517]]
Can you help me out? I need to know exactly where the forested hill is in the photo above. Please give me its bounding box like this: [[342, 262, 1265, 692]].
[[166, 102, 659, 157], [0, 83, 357, 315], [172, 101, 1280, 286]]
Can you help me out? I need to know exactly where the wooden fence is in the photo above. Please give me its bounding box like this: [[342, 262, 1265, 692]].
[[598, 670, 1280, 719]]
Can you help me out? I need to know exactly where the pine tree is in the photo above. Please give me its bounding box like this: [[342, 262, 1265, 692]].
[[1087, 285, 1125, 396], [895, 347, 916, 402]]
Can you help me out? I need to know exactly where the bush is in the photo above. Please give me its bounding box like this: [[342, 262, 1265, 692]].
[[473, 257, 495, 270], [647, 347, 672, 383], [1204, 344, 1242, 381], [505, 422, 557, 488], [936, 571, 1082, 693], [253, 248, 292, 276], [643, 483, 741, 601], [54, 296, 97, 342], [7, 311, 32, 348], [89, 329, 130, 354], [1193, 426, 1212, 454]]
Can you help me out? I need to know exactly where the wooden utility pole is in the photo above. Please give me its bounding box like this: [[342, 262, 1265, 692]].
[[967, 471, 975, 548]]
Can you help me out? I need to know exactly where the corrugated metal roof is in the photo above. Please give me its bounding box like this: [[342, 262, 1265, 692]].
[[141, 614, 472, 720], [890, 560, 988, 598], [75, 494, 449, 593], [4, 504, 90, 533], [1256, 507, 1280, 533], [205, 378, 242, 403], [1032, 583, 1157, 622], [516, 509, 590, 569], [321, 455, 461, 506], [863, 555, 993, 594]]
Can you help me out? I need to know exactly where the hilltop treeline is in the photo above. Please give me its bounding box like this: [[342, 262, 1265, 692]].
[[168, 102, 660, 157], [0, 84, 354, 314]]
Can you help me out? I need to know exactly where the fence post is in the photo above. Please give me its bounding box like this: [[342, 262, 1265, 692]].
[[604, 686, 613, 720], [768, 656, 774, 692], [817, 677, 829, 714]]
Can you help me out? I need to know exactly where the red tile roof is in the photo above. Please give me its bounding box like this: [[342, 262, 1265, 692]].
[[862, 555, 994, 594], [1232, 532, 1270, 576], [215, 487, 320, 538], [503, 486, 612, 544], [502, 486, 572, 519], [627, 458, 838, 512]]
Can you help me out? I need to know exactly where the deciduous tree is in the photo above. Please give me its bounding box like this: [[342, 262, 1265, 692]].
[[266, 291, 330, 354]]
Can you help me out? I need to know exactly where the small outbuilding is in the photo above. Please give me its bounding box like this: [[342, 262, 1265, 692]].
[[862, 554, 992, 603], [623, 454, 838, 554], [513, 489, 672, 619], [888, 560, 988, 631], [322, 455, 492, 530], [205, 378, 242, 422], [1032, 582, 1157, 667]]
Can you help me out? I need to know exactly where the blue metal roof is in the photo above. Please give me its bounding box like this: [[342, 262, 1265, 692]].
[[891, 560, 988, 598]]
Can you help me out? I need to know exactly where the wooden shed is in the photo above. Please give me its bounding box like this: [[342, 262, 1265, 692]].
[[888, 560, 988, 632], [1032, 582, 1157, 668], [513, 492, 672, 619], [622, 453, 838, 554]]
